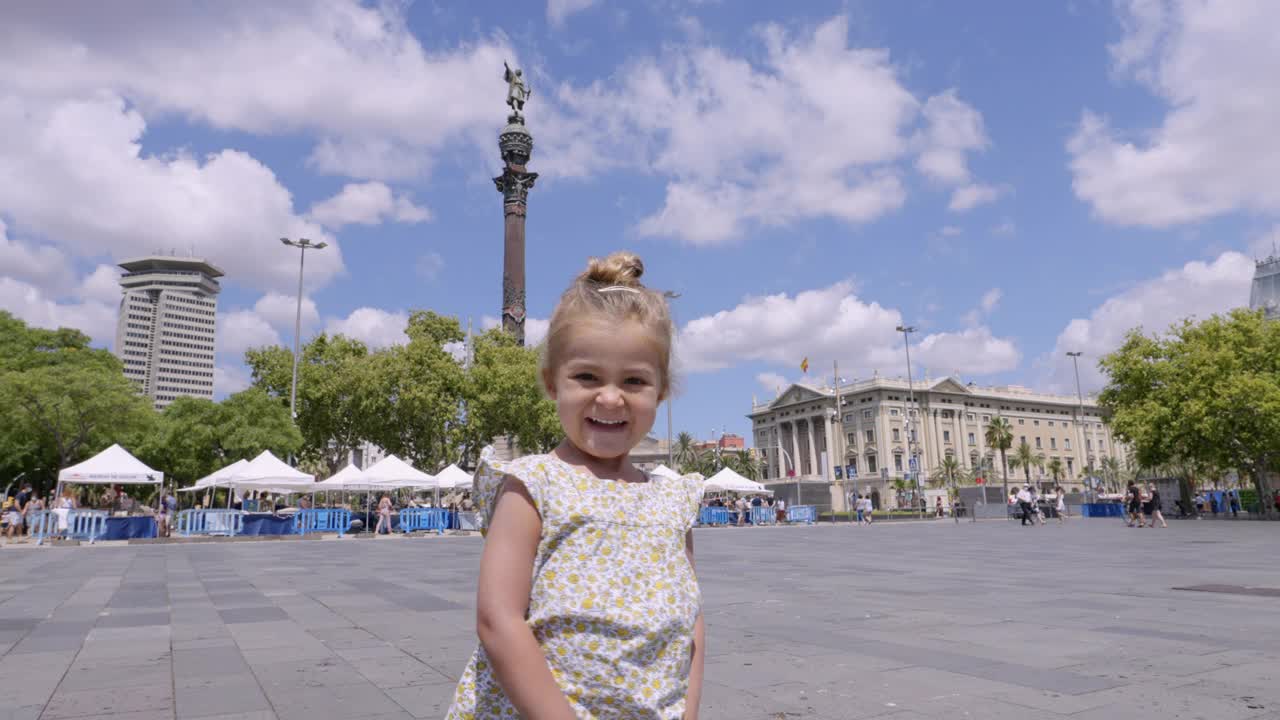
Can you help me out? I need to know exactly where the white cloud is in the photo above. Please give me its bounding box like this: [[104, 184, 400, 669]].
[[0, 220, 77, 293], [252, 293, 319, 334], [980, 288, 1002, 314], [992, 219, 1016, 236], [938, 225, 963, 237], [307, 181, 431, 229], [325, 307, 410, 349], [214, 363, 252, 396], [548, 0, 598, 27], [416, 252, 445, 281], [552, 16, 993, 244], [78, 265, 122, 306], [1043, 251, 1255, 392], [756, 372, 789, 395], [217, 310, 282, 357], [915, 89, 989, 185], [0, 3, 514, 182], [0, 276, 116, 346], [1068, 0, 1280, 226], [0, 93, 343, 293], [948, 183, 1003, 212], [675, 280, 1020, 378]]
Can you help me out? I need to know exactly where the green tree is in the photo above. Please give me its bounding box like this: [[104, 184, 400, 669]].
[[365, 312, 467, 470], [464, 328, 561, 463], [246, 333, 375, 474], [984, 417, 1014, 499], [1008, 441, 1044, 490], [1100, 308, 1280, 517], [1046, 457, 1065, 487], [932, 455, 962, 498], [136, 389, 303, 487], [673, 432, 698, 472], [0, 321, 154, 476], [726, 450, 761, 481]]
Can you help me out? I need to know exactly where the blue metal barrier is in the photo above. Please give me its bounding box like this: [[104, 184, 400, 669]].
[[698, 507, 730, 526], [786, 505, 817, 524], [29, 510, 57, 545], [750, 506, 775, 525], [293, 508, 352, 537], [400, 508, 451, 535], [176, 509, 243, 537], [65, 510, 109, 544]]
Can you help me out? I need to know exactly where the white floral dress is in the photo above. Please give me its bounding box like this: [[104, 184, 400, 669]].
[[446, 447, 704, 720]]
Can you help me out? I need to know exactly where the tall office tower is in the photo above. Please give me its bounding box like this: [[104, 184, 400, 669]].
[[1251, 253, 1280, 320], [114, 256, 224, 410]]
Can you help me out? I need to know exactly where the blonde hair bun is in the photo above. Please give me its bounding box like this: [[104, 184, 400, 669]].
[[582, 251, 644, 287]]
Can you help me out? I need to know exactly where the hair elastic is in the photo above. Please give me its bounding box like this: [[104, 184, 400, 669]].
[[597, 285, 642, 294]]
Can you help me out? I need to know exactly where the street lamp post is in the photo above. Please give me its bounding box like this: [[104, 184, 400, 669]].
[[663, 291, 680, 468], [280, 238, 328, 422], [897, 325, 924, 518], [1066, 351, 1088, 501]]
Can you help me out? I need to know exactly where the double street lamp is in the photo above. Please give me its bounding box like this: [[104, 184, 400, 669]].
[[280, 238, 327, 422], [1066, 350, 1089, 501], [896, 324, 925, 518]]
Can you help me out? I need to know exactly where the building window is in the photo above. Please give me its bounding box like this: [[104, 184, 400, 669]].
[[1086, 439, 1092, 450], [1035, 437, 1042, 449], [1033, 420, 1040, 426], [843, 414, 854, 423], [1065, 438, 1072, 450], [966, 413, 975, 421], [1050, 438, 1057, 450], [968, 432, 976, 445], [891, 428, 900, 442], [865, 429, 875, 443], [1047, 421, 1054, 427], [847, 433, 856, 445], [1020, 435, 1027, 445], [982, 414, 991, 422], [863, 410, 872, 420], [943, 430, 951, 443], [1099, 441, 1106, 451], [866, 455, 878, 474], [909, 409, 918, 418], [894, 454, 903, 472], [1018, 419, 1025, 425], [890, 408, 900, 416]]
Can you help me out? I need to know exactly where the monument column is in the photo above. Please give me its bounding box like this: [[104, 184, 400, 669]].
[[494, 63, 538, 345]]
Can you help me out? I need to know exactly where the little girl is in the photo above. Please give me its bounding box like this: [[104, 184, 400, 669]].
[[447, 252, 705, 720]]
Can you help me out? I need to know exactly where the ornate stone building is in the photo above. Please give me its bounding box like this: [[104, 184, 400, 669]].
[[749, 376, 1128, 510]]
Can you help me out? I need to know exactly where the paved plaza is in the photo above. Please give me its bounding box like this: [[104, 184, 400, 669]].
[[2, 519, 1279, 720]]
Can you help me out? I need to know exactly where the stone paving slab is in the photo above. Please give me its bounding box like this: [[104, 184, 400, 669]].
[[3, 518, 1280, 719]]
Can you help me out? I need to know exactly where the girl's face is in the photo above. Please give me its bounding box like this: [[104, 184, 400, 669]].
[[544, 318, 663, 461]]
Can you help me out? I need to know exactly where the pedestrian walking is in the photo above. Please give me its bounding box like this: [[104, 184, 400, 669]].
[[1055, 486, 1067, 524], [1126, 482, 1144, 527], [374, 494, 392, 535], [1147, 484, 1167, 528], [1016, 486, 1034, 526], [1227, 488, 1241, 518], [854, 494, 864, 525]]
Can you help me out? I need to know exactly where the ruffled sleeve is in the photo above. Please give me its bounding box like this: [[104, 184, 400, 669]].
[[678, 472, 705, 530], [472, 446, 546, 535]]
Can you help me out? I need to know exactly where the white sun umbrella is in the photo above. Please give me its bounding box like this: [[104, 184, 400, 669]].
[[434, 464, 473, 491], [229, 450, 316, 493], [650, 464, 682, 480], [58, 444, 164, 485], [317, 463, 371, 490], [180, 459, 250, 492], [362, 455, 438, 489], [705, 467, 772, 495]]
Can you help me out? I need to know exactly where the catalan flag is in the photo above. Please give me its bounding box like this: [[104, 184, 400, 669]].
[[800, 357, 809, 374]]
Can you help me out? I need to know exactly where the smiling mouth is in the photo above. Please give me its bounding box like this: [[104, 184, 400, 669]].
[[587, 417, 628, 429]]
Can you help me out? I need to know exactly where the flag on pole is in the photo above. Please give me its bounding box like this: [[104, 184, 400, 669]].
[[800, 357, 809, 374]]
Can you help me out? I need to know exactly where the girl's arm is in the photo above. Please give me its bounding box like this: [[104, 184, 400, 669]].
[[684, 529, 705, 720], [475, 477, 576, 720]]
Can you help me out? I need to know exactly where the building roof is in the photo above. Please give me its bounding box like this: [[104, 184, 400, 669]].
[[118, 255, 225, 278], [749, 375, 1098, 417]]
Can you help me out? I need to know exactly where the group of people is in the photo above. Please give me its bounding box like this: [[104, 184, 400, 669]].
[[1124, 482, 1168, 528], [3, 484, 82, 542], [702, 494, 784, 525], [1010, 485, 1069, 526]]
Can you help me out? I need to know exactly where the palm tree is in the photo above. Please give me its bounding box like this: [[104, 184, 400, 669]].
[[1008, 441, 1044, 491], [1100, 456, 1121, 492], [1046, 457, 1064, 489], [727, 451, 761, 481], [891, 478, 910, 508], [932, 455, 962, 499], [673, 432, 698, 473], [984, 417, 1014, 500]]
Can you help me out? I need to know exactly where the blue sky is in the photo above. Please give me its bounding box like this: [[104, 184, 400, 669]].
[[0, 0, 1273, 447]]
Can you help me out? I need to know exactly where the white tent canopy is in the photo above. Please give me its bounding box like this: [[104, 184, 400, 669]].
[[704, 467, 772, 495], [228, 451, 316, 490], [58, 444, 163, 485], [650, 464, 682, 480], [362, 455, 438, 489], [316, 463, 371, 490], [434, 464, 473, 491], [180, 459, 250, 492]]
